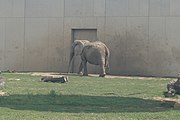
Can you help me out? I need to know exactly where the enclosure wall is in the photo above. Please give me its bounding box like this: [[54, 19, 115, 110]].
[[0, 0, 180, 77]]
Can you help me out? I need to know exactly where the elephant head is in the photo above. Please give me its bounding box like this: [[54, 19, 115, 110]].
[[68, 40, 90, 73]]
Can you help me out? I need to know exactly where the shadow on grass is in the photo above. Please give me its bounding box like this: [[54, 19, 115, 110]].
[[0, 94, 173, 113]]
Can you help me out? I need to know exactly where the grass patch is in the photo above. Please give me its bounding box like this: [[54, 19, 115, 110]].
[[0, 73, 180, 120]]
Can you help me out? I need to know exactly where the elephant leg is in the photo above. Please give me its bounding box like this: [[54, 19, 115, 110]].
[[82, 61, 88, 76], [105, 63, 110, 75], [78, 62, 83, 74], [99, 63, 106, 77]]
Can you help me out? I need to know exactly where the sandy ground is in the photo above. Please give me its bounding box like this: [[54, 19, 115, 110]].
[[153, 97, 180, 102], [0, 91, 6, 96], [31, 72, 166, 80]]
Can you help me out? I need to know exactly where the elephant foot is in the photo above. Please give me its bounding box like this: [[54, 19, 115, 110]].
[[77, 71, 83, 75], [83, 73, 88, 76], [99, 74, 106, 77]]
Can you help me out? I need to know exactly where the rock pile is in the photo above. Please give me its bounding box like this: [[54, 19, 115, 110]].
[[167, 73, 180, 96]]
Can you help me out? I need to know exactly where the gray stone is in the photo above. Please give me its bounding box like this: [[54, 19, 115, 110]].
[[41, 76, 68, 83], [167, 73, 180, 96], [0, 79, 5, 88]]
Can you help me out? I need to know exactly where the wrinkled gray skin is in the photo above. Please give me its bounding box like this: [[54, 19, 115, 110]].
[[68, 40, 110, 77]]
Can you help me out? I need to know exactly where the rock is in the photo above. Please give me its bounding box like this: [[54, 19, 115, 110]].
[[41, 76, 68, 83], [0, 79, 5, 88], [167, 73, 180, 96]]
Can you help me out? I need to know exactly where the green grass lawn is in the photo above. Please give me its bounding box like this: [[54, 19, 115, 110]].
[[0, 73, 180, 120]]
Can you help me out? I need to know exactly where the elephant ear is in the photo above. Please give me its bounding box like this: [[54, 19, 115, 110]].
[[73, 40, 84, 56]]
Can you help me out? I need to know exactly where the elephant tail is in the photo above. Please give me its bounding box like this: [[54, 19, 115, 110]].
[[105, 47, 110, 71]]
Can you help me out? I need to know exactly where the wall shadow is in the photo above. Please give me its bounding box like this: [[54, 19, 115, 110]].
[[0, 94, 173, 113]]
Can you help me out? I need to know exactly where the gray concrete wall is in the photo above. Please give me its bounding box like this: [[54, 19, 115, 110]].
[[0, 0, 180, 77]]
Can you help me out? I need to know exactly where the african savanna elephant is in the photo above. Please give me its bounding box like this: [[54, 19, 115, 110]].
[[68, 40, 110, 77]]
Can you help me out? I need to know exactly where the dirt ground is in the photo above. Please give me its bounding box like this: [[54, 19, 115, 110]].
[[31, 72, 163, 80], [0, 91, 6, 96]]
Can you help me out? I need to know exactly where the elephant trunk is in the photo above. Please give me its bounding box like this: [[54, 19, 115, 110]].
[[67, 40, 89, 73]]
